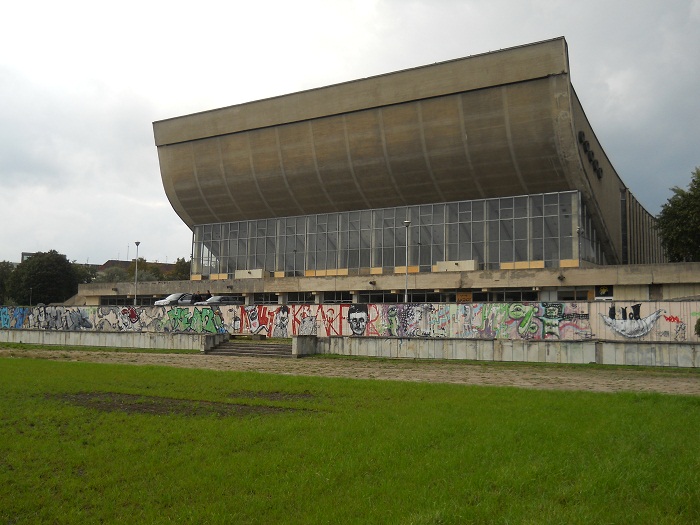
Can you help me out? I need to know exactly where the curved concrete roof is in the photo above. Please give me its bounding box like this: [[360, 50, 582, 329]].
[[154, 37, 642, 263]]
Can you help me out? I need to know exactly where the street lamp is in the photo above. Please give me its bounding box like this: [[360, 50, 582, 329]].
[[403, 219, 411, 303], [134, 241, 140, 306]]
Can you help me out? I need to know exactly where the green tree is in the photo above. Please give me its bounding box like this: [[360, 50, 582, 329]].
[[72, 262, 97, 284], [165, 257, 191, 281], [7, 250, 79, 305], [656, 167, 700, 262], [93, 266, 130, 283], [0, 261, 15, 304], [127, 258, 163, 282]]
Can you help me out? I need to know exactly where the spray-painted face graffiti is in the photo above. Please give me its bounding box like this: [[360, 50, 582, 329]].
[[244, 306, 260, 333], [348, 304, 368, 336]]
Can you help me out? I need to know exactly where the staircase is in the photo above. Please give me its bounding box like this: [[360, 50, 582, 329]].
[[207, 338, 294, 358]]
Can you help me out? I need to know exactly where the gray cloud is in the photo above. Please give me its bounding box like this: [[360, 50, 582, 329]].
[[0, 0, 698, 263]]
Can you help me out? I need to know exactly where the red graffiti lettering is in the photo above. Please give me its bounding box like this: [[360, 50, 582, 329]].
[[365, 304, 382, 336], [317, 305, 345, 336], [664, 315, 682, 324]]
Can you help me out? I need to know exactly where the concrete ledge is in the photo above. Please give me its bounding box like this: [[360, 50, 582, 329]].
[[0, 329, 229, 352]]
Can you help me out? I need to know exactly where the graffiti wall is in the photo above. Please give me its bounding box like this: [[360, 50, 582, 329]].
[[1, 302, 699, 343]]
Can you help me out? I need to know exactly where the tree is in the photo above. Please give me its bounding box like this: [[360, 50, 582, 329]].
[[656, 167, 700, 262], [7, 250, 79, 305], [72, 262, 97, 284], [93, 266, 130, 283], [127, 258, 163, 282], [165, 257, 191, 281], [0, 261, 15, 304]]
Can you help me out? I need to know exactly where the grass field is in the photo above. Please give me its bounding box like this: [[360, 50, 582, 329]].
[[1, 357, 699, 524]]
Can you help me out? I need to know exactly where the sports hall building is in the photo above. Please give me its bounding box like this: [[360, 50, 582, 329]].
[[139, 37, 684, 307]]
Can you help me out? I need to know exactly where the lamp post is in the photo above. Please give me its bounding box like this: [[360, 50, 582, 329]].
[[403, 219, 411, 303], [134, 241, 140, 306]]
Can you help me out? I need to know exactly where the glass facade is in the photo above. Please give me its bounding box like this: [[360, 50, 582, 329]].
[[192, 191, 605, 277]]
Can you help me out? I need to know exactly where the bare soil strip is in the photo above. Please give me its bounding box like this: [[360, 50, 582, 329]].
[[2, 349, 699, 396], [46, 392, 301, 417]]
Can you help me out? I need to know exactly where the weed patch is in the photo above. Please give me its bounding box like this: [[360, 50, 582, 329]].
[[46, 392, 305, 418]]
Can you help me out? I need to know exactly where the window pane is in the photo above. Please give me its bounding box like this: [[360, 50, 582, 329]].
[[487, 199, 499, 220], [459, 223, 471, 244], [532, 238, 543, 260], [447, 203, 458, 223], [544, 237, 559, 261], [530, 195, 543, 216], [531, 217, 543, 238], [544, 216, 559, 238], [560, 235, 573, 259], [472, 222, 484, 242], [514, 197, 528, 218], [500, 220, 513, 242], [500, 240, 513, 262], [514, 218, 528, 239]]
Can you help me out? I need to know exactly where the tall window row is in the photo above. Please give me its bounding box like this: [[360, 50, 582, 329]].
[[192, 191, 604, 276]]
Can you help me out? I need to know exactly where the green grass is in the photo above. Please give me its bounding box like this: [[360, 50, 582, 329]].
[[1, 358, 698, 524]]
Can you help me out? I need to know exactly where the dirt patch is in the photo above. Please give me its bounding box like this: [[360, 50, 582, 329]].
[[46, 392, 301, 418], [2, 348, 699, 397]]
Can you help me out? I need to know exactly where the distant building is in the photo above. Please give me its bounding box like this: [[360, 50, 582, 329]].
[[97, 260, 176, 275], [21, 251, 67, 263]]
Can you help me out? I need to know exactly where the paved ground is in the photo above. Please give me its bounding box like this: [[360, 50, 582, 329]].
[[1, 348, 699, 396]]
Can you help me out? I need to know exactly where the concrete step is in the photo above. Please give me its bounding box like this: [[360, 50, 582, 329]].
[[207, 340, 293, 358]]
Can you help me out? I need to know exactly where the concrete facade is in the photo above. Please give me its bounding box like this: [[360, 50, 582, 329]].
[[77, 262, 700, 307], [153, 37, 663, 274]]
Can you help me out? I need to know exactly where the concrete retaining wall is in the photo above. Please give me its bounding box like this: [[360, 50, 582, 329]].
[[2, 328, 697, 367], [297, 336, 699, 368], [0, 329, 228, 352]]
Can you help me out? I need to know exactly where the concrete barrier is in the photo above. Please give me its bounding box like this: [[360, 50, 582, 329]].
[[292, 336, 318, 357], [0, 329, 229, 352], [2, 329, 697, 367], [296, 336, 699, 368]]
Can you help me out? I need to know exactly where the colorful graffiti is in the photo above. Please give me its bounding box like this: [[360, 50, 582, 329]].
[[0, 302, 698, 342]]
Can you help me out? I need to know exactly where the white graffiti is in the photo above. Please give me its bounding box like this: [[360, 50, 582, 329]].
[[600, 309, 665, 338]]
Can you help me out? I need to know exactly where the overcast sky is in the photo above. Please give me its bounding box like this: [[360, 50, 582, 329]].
[[1, 0, 698, 265]]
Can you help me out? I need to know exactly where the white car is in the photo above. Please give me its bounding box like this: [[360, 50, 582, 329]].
[[154, 293, 196, 306], [194, 295, 244, 306]]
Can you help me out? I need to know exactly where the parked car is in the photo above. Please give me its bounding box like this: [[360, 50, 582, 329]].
[[154, 293, 196, 306], [194, 295, 244, 306]]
